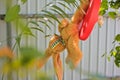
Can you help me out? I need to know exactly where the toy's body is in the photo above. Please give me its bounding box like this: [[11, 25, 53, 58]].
[[37, 0, 90, 80]]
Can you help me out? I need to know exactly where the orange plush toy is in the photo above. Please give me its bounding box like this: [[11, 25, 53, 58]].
[[37, 0, 89, 80]]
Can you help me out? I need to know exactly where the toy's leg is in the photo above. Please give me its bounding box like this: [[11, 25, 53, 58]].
[[71, 0, 89, 24], [37, 48, 52, 69], [53, 53, 63, 80], [66, 33, 82, 69]]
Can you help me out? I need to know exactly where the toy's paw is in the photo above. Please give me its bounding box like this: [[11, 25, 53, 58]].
[[65, 53, 82, 69], [66, 57, 75, 69]]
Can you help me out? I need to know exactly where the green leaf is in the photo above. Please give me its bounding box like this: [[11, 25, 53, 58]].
[[115, 59, 120, 67], [115, 53, 120, 60], [47, 19, 56, 27], [5, 5, 20, 22], [28, 21, 39, 26], [109, 0, 120, 9], [57, 1, 71, 11], [50, 8, 65, 19], [15, 20, 35, 37], [21, 25, 34, 36], [115, 34, 120, 42], [108, 11, 117, 19], [21, 0, 27, 4], [20, 47, 44, 65], [30, 27, 44, 33], [39, 20, 51, 30], [99, 9, 106, 15], [64, 0, 76, 4], [99, 0, 108, 15], [115, 46, 120, 51], [111, 51, 116, 57], [40, 17, 56, 27], [42, 10, 60, 23], [15, 34, 22, 48], [51, 5, 69, 18], [70, 1, 78, 8]]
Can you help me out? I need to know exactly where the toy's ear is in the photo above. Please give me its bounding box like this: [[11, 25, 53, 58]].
[[58, 19, 69, 32], [60, 19, 69, 27]]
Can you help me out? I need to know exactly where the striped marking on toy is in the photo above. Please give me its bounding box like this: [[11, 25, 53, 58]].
[[50, 37, 65, 49]]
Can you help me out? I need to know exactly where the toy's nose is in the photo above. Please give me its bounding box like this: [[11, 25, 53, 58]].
[[79, 0, 101, 40]]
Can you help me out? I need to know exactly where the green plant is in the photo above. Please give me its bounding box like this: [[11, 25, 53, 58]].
[[109, 34, 120, 67], [100, 0, 120, 19]]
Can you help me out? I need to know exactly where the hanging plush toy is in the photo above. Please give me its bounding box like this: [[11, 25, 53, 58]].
[[37, 0, 101, 80]]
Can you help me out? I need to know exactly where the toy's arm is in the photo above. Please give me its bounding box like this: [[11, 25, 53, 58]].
[[66, 32, 82, 69], [71, 0, 89, 24]]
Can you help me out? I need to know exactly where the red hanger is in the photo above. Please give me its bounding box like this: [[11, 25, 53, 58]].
[[79, 0, 101, 40]]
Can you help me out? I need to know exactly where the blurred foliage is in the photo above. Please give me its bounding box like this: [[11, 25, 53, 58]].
[[5, 5, 20, 22], [37, 72, 53, 80], [99, 0, 109, 15], [102, 34, 120, 67], [100, 0, 120, 19], [110, 34, 120, 67], [109, 0, 120, 9], [64, 0, 76, 3], [100, 0, 120, 69], [19, 47, 44, 66], [0, 46, 50, 79], [21, 0, 27, 4]]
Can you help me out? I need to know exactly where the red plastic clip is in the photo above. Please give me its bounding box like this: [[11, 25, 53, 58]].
[[79, 0, 101, 40]]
